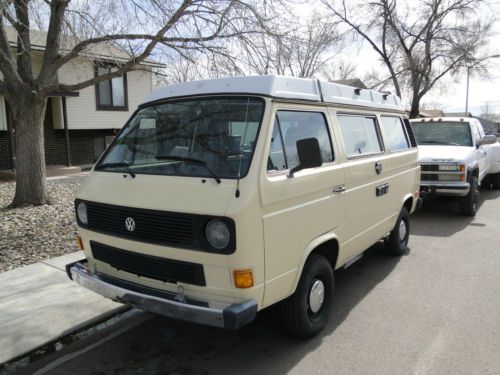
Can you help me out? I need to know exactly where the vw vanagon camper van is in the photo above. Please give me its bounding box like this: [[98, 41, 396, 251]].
[[67, 76, 420, 337]]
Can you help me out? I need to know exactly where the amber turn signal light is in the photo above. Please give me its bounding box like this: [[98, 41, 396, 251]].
[[76, 236, 84, 250], [234, 269, 254, 288]]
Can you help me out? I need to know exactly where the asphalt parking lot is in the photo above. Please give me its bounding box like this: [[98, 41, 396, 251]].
[[21, 189, 500, 375]]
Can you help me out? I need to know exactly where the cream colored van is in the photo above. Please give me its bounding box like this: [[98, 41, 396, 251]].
[[67, 76, 420, 338]]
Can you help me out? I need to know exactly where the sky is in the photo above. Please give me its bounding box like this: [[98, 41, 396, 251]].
[[299, 0, 500, 117]]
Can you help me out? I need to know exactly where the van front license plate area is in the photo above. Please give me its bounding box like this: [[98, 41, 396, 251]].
[[68, 261, 258, 330]]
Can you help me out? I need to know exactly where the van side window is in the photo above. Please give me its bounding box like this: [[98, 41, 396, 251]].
[[267, 111, 334, 172], [337, 115, 383, 157], [380, 116, 410, 151]]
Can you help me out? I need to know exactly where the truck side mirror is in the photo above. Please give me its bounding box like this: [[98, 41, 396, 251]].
[[478, 134, 497, 146], [288, 138, 323, 178]]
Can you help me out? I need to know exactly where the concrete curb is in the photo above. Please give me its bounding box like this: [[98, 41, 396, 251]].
[[0, 252, 124, 365]]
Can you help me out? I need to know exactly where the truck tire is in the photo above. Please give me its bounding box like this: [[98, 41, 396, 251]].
[[281, 254, 334, 338], [492, 173, 500, 189], [385, 207, 410, 256], [460, 175, 479, 216]]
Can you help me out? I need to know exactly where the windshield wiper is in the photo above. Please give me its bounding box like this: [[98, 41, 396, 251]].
[[156, 155, 221, 184], [96, 161, 136, 178]]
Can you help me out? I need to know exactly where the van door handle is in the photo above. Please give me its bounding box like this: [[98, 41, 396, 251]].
[[333, 185, 346, 193]]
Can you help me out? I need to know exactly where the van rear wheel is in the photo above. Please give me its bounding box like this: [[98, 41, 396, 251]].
[[385, 207, 410, 256], [281, 255, 334, 338]]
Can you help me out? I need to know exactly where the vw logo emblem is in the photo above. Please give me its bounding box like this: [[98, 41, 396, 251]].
[[125, 217, 136, 232]]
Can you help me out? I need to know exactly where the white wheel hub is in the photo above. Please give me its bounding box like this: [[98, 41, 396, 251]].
[[399, 220, 407, 241], [309, 279, 325, 314]]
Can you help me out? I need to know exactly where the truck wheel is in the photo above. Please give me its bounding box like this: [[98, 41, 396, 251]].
[[482, 175, 492, 189], [492, 173, 500, 189], [385, 207, 410, 256], [281, 255, 334, 338], [460, 176, 479, 216]]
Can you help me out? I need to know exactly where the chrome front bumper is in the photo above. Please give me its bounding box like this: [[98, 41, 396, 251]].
[[420, 182, 470, 197], [66, 261, 257, 330]]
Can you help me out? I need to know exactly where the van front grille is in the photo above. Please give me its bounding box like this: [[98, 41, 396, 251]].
[[84, 201, 197, 248], [91, 241, 206, 286]]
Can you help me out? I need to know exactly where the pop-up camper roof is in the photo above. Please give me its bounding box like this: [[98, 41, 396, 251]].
[[144, 75, 403, 111]]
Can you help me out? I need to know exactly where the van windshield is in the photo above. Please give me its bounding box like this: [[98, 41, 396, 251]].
[[95, 97, 264, 179], [412, 121, 472, 147]]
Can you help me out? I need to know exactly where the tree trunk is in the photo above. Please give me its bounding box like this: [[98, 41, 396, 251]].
[[9, 97, 50, 207], [409, 95, 421, 119]]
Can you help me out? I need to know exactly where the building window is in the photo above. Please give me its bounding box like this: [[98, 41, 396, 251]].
[[95, 65, 128, 111]]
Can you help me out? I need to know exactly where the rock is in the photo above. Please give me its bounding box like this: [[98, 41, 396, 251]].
[[0, 177, 83, 272]]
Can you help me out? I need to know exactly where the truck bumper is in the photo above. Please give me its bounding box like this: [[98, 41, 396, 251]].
[[66, 260, 257, 330], [420, 182, 470, 197]]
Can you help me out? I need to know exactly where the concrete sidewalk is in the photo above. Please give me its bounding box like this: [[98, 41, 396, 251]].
[[0, 252, 124, 365]]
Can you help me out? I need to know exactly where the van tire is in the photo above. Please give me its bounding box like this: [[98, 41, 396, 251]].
[[281, 255, 334, 338], [460, 176, 479, 216], [385, 207, 410, 256]]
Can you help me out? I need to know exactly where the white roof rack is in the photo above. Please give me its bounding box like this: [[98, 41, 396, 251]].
[[144, 75, 403, 111]]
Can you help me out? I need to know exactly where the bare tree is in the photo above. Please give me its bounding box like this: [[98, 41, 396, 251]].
[[321, 60, 357, 81], [216, 10, 346, 78], [480, 102, 500, 122], [0, 0, 268, 207], [323, 0, 495, 118]]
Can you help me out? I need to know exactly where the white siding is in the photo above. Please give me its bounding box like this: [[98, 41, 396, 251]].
[[0, 96, 7, 131], [58, 59, 153, 130]]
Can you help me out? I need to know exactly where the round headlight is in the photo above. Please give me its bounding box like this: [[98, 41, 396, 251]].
[[77, 202, 88, 225], [205, 219, 230, 249]]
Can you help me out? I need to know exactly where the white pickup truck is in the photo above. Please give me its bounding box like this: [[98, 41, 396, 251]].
[[410, 117, 499, 216]]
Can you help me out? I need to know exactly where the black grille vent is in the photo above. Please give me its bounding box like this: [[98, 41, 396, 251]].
[[421, 164, 439, 171], [403, 118, 418, 147], [421, 173, 438, 181], [91, 241, 206, 286], [85, 202, 195, 247]]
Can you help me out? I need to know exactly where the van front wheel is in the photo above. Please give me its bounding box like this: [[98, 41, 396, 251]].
[[385, 207, 410, 256], [281, 255, 334, 338]]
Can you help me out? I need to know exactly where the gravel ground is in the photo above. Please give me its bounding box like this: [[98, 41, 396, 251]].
[[0, 176, 86, 272]]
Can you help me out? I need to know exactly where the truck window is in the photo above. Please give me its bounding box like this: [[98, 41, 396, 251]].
[[337, 114, 383, 157], [267, 111, 334, 172], [380, 116, 410, 151], [412, 121, 472, 147]]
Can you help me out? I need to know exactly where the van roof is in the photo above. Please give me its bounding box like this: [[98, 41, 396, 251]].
[[144, 75, 403, 111]]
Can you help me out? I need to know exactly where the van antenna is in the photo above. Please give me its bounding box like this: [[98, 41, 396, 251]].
[[235, 98, 251, 198]]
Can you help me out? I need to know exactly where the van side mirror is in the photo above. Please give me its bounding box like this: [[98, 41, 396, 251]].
[[288, 138, 323, 178], [478, 134, 497, 146]]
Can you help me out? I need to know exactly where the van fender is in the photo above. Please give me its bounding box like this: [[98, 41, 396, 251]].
[[400, 192, 415, 215], [289, 232, 340, 296]]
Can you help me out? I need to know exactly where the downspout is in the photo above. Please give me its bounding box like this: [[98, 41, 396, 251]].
[[62, 97, 72, 167], [5, 101, 16, 172]]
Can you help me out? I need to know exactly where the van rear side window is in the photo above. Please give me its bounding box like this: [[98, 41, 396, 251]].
[[380, 116, 410, 152], [337, 114, 383, 157], [267, 111, 334, 172]]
